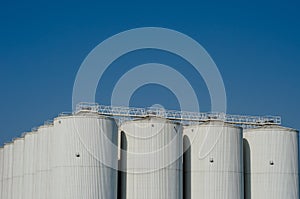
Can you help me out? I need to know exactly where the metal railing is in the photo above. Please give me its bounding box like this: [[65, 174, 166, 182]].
[[75, 102, 281, 127]]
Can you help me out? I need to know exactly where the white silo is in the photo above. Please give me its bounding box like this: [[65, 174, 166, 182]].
[[119, 117, 183, 199], [23, 132, 36, 199], [50, 112, 118, 199], [183, 121, 243, 199], [0, 147, 4, 199], [35, 125, 50, 199], [12, 138, 24, 199], [32, 130, 39, 199], [47, 126, 54, 199], [243, 125, 299, 199], [2, 142, 14, 199], [33, 129, 40, 199]]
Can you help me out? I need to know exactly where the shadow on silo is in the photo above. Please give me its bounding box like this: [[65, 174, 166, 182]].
[[183, 135, 191, 199], [243, 138, 251, 199], [118, 131, 127, 199]]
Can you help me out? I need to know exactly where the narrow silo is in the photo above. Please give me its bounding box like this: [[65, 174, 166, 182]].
[[33, 129, 41, 199], [47, 126, 54, 199], [119, 117, 183, 199], [32, 130, 39, 199], [2, 142, 14, 199], [0, 147, 4, 199], [12, 138, 24, 199], [35, 125, 50, 199], [183, 121, 243, 199], [50, 112, 118, 199], [23, 132, 37, 199], [243, 125, 299, 199]]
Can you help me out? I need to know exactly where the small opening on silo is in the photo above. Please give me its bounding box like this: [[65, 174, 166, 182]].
[[58, 121, 61, 124], [269, 161, 274, 166], [75, 153, 80, 158], [209, 158, 214, 163], [174, 126, 178, 132], [151, 124, 154, 127]]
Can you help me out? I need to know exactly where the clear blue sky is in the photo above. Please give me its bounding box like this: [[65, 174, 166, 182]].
[[0, 1, 299, 144]]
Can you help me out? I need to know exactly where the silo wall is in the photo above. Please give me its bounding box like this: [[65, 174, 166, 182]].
[[35, 125, 51, 199], [50, 112, 118, 199], [183, 121, 243, 199], [243, 125, 299, 199], [12, 138, 24, 199], [2, 143, 14, 199], [0, 147, 4, 199], [23, 132, 36, 199], [120, 117, 183, 199]]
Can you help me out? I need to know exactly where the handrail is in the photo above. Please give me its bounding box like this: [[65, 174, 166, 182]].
[[75, 102, 281, 126]]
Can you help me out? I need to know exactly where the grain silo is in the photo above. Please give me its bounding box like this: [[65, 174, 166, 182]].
[[12, 138, 24, 199], [243, 125, 299, 199], [183, 121, 243, 199], [47, 125, 54, 199], [2, 142, 14, 199], [119, 117, 183, 199], [50, 111, 118, 199], [34, 129, 41, 199], [32, 131, 39, 199], [0, 147, 4, 199], [35, 125, 51, 199], [23, 132, 37, 199]]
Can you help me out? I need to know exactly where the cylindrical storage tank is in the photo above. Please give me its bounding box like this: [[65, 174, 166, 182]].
[[32, 131, 39, 199], [47, 126, 54, 199], [12, 138, 24, 199], [23, 132, 37, 199], [183, 121, 243, 199], [0, 147, 4, 199], [50, 112, 118, 199], [243, 125, 299, 199], [35, 125, 50, 199], [2, 142, 14, 199], [33, 130, 40, 199], [120, 117, 183, 199]]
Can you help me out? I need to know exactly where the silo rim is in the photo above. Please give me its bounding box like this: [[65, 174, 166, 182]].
[[22, 131, 37, 136], [3, 142, 14, 146], [37, 124, 53, 130], [12, 137, 24, 142], [21, 132, 31, 137], [184, 120, 242, 130], [121, 116, 180, 126], [244, 125, 298, 133], [54, 112, 115, 122], [40, 123, 54, 128]]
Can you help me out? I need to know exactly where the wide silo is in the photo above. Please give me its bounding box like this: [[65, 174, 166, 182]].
[[23, 132, 37, 199], [119, 117, 183, 199], [0, 147, 4, 199], [12, 138, 24, 199], [50, 112, 118, 199], [243, 125, 299, 199], [2, 142, 14, 199], [183, 121, 243, 199]]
